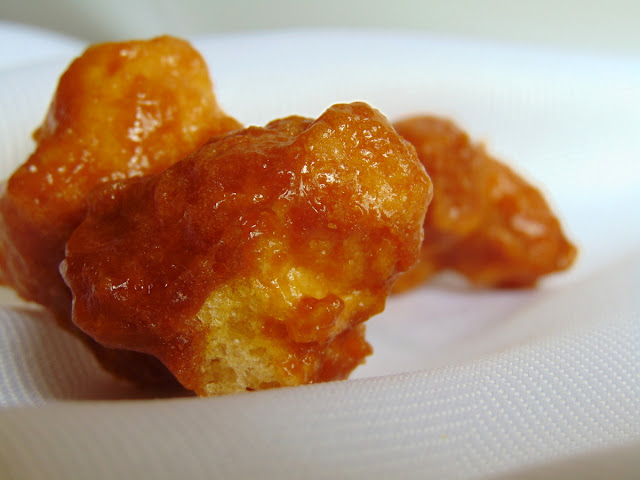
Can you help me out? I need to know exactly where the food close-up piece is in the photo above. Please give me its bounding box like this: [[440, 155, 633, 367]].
[[393, 115, 577, 291], [0, 35, 240, 387], [62, 102, 433, 396]]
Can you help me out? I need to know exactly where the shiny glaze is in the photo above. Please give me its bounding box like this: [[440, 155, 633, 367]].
[[393, 115, 577, 290], [63, 103, 432, 393], [0, 36, 240, 387]]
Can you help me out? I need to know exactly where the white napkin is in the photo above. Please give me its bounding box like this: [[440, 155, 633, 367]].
[[1, 25, 639, 479]]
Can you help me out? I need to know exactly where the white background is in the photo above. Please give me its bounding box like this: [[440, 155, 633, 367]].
[[1, 0, 639, 55]]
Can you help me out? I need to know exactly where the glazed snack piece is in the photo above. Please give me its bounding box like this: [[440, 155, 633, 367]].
[[0, 35, 240, 388], [393, 115, 576, 291], [0, 35, 240, 315], [62, 102, 433, 395]]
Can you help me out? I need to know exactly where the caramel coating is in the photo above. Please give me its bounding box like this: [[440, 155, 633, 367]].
[[0, 36, 240, 388], [62, 102, 433, 395], [393, 115, 577, 290]]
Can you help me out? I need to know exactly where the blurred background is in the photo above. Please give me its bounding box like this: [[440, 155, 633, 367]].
[[1, 0, 639, 55]]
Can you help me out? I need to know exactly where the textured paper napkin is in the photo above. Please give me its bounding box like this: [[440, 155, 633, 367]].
[[0, 24, 639, 479], [1, 256, 638, 479]]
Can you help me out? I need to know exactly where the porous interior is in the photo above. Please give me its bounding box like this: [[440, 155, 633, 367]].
[[193, 254, 371, 396], [195, 279, 283, 396]]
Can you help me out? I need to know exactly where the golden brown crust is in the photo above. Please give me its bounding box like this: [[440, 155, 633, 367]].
[[393, 115, 577, 291], [63, 102, 432, 395], [0, 36, 240, 389]]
